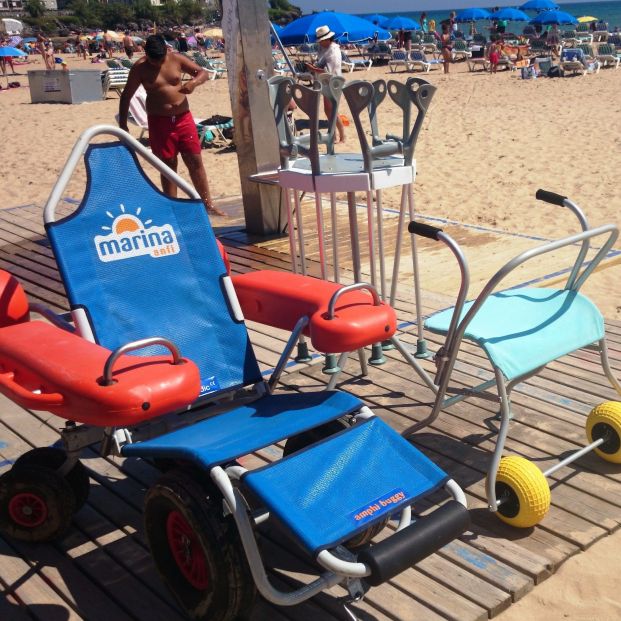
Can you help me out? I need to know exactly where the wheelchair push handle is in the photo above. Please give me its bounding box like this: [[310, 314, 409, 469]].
[[408, 221, 443, 241], [536, 189, 567, 207]]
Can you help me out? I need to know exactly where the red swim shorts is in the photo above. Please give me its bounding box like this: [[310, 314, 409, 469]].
[[147, 110, 201, 159]]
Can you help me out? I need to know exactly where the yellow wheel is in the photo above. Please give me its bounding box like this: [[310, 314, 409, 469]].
[[586, 401, 621, 464], [493, 456, 550, 528]]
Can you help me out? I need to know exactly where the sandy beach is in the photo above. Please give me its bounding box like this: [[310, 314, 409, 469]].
[[1, 50, 621, 619]]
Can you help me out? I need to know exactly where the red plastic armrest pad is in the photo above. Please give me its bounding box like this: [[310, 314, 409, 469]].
[[233, 271, 397, 353], [0, 321, 200, 426]]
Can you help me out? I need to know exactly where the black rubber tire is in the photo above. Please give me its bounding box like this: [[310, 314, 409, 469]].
[[282, 418, 387, 548], [144, 469, 256, 621], [0, 464, 77, 542], [282, 418, 349, 457], [14, 447, 90, 511]]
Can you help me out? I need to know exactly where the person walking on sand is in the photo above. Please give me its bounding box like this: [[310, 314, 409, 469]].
[[103, 31, 114, 59], [305, 25, 346, 144], [118, 35, 226, 218], [488, 36, 501, 74], [123, 31, 135, 60], [440, 23, 452, 74]]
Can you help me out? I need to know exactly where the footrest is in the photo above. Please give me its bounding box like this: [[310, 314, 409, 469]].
[[243, 417, 449, 554], [232, 271, 397, 353]]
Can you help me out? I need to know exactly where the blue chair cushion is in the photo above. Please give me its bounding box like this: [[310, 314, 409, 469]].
[[425, 287, 605, 381], [121, 390, 363, 467], [243, 417, 449, 554]]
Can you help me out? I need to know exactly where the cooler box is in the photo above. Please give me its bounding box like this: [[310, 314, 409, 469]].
[[28, 70, 103, 104]]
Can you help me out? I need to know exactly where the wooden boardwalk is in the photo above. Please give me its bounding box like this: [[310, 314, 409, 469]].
[[1, 197, 621, 620]]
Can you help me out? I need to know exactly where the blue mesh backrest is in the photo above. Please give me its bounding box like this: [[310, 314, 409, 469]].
[[46, 142, 262, 398]]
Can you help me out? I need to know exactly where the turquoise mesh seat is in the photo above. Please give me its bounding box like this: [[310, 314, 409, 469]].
[[426, 287, 605, 381]]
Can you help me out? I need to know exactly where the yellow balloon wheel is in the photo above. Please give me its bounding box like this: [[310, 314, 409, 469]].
[[586, 401, 621, 464], [493, 456, 550, 528]]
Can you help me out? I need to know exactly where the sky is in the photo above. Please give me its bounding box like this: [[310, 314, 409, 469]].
[[294, 0, 612, 14]]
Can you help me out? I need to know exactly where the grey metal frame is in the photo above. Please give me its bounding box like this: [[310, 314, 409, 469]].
[[399, 196, 621, 513]]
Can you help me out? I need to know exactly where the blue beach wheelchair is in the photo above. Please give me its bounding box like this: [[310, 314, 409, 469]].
[[0, 126, 469, 620]]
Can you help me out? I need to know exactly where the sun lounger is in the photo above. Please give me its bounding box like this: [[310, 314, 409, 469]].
[[560, 48, 587, 76], [101, 68, 130, 99], [341, 51, 372, 72], [388, 49, 411, 72], [452, 39, 471, 61], [596, 43, 620, 69]]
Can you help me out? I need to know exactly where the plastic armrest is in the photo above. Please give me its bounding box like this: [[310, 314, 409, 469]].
[[0, 371, 64, 408], [357, 500, 470, 586]]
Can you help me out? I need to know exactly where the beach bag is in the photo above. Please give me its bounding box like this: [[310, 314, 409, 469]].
[[520, 66, 536, 80], [547, 65, 561, 78]]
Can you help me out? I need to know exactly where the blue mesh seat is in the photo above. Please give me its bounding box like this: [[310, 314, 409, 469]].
[[243, 417, 449, 553], [46, 142, 261, 400]]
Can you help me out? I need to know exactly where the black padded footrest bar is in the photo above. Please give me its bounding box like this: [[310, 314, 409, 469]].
[[357, 500, 470, 587]]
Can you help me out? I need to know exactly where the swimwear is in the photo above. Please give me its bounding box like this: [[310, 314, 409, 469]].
[[489, 52, 500, 64], [147, 111, 202, 160]]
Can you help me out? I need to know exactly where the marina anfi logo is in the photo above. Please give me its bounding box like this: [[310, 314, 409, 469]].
[[94, 204, 180, 263]]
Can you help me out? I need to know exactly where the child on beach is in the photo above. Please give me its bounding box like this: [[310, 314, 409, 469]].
[[488, 37, 501, 74], [440, 23, 452, 74]]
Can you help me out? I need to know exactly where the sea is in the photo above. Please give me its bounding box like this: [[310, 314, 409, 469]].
[[362, 1, 621, 32]]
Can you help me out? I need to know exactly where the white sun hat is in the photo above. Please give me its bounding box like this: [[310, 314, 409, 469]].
[[315, 25, 336, 42]]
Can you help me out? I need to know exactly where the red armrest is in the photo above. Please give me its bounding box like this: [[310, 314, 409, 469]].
[[0, 321, 201, 426], [232, 271, 397, 353]]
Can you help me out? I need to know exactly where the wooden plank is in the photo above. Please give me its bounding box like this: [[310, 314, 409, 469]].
[[413, 553, 512, 617], [439, 539, 534, 602], [0, 536, 81, 620], [0, 590, 33, 621], [7, 536, 133, 621]]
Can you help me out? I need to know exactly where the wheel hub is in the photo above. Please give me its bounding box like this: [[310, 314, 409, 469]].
[[166, 509, 209, 590], [495, 482, 520, 518], [592, 422, 621, 454], [8, 492, 48, 527]]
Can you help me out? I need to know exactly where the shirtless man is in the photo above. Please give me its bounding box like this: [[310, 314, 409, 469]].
[[119, 35, 225, 217]]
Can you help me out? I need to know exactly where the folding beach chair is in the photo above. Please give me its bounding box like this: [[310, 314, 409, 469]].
[[402, 190, 621, 528], [0, 126, 469, 621]]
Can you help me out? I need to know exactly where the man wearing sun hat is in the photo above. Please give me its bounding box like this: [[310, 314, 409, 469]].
[[306, 25, 346, 143]]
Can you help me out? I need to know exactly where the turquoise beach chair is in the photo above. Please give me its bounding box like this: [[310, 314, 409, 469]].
[[401, 190, 621, 529]]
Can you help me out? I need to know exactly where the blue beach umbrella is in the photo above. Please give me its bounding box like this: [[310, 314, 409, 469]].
[[279, 11, 391, 45], [0, 46, 27, 57], [492, 8, 530, 22], [520, 0, 559, 12], [364, 14, 388, 27], [271, 22, 283, 33], [530, 10, 578, 25], [455, 8, 492, 23], [384, 16, 421, 31]]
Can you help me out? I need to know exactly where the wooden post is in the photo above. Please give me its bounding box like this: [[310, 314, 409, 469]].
[[222, 0, 284, 236]]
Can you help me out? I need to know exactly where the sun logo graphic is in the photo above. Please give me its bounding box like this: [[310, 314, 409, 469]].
[[94, 204, 180, 263]]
